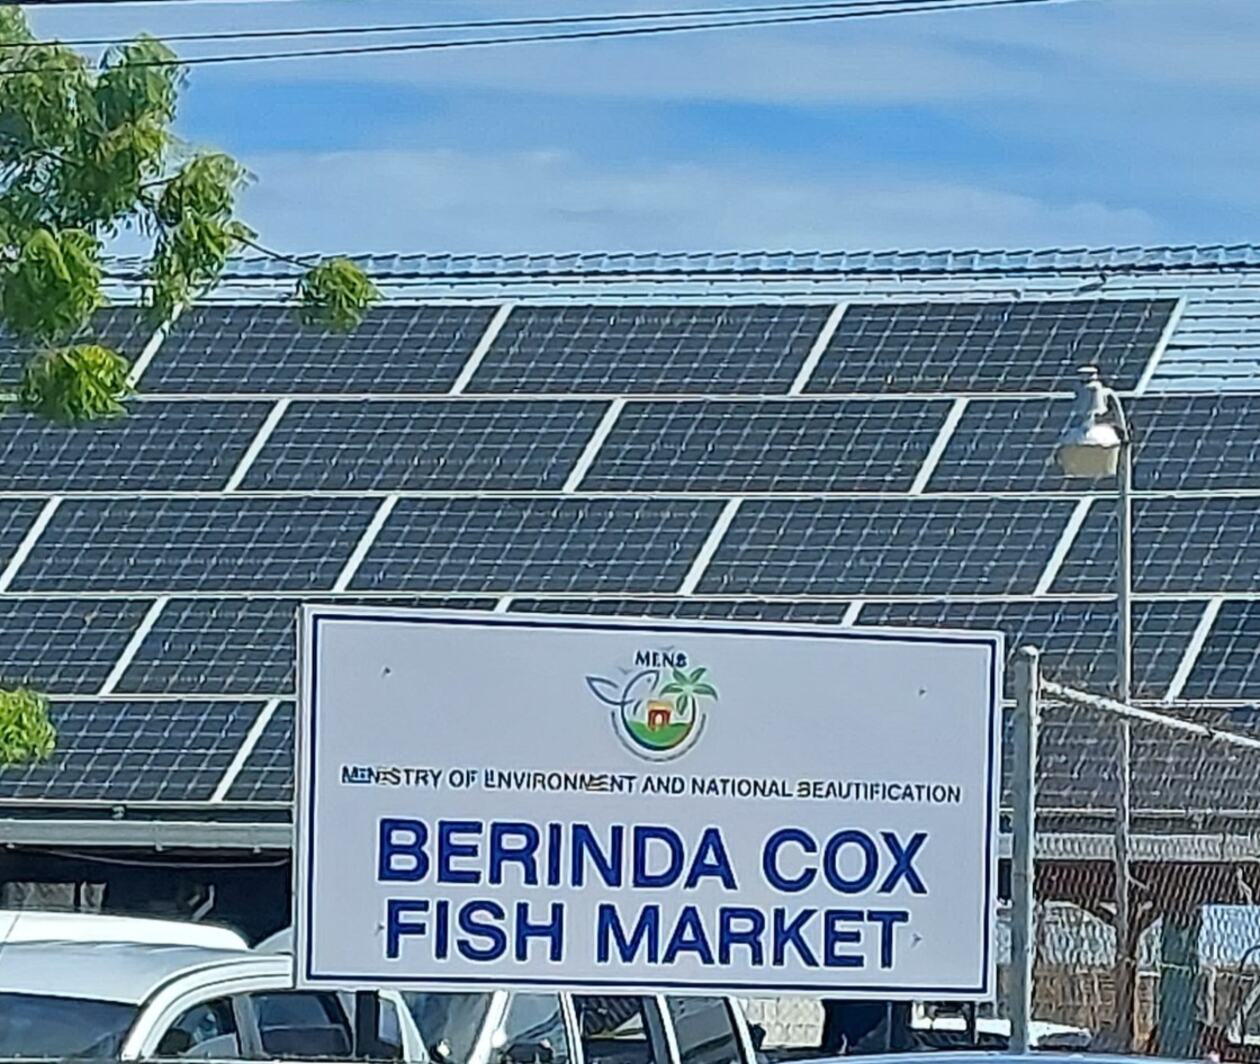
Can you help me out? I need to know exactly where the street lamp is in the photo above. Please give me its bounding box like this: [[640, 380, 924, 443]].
[[1055, 364, 1135, 1050]]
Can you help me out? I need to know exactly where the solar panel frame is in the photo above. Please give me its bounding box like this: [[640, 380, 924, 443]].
[[469, 304, 834, 394], [805, 299, 1176, 394], [12, 497, 379, 594], [142, 305, 495, 394], [699, 497, 1074, 596], [507, 598, 856, 623], [241, 399, 607, 492], [581, 398, 950, 492]]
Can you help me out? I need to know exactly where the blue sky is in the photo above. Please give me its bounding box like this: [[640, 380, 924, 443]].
[[31, 0, 1260, 255]]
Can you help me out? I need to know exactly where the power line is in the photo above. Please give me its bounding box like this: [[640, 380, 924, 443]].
[[15, 0, 954, 51], [0, 0, 1076, 75]]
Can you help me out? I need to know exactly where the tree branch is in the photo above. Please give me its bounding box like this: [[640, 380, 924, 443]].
[[235, 233, 319, 270]]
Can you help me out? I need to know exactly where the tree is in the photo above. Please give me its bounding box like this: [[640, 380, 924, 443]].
[[0, 11, 378, 763], [659, 667, 718, 720]]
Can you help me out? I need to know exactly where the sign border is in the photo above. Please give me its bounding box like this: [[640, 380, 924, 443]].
[[294, 606, 1003, 998]]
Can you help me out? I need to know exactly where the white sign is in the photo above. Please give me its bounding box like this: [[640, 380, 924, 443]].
[[295, 606, 1002, 998]]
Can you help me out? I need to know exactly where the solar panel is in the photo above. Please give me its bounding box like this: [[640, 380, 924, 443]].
[[116, 596, 498, 696], [470, 304, 832, 394], [352, 498, 723, 594], [581, 399, 949, 492], [0, 599, 153, 694], [805, 299, 1175, 394], [508, 599, 855, 623], [857, 599, 1199, 699], [1051, 497, 1260, 595], [1182, 601, 1260, 700], [242, 399, 606, 491], [13, 498, 378, 593], [0, 308, 154, 365], [0, 699, 257, 802], [143, 306, 495, 393], [0, 500, 50, 561], [929, 394, 1260, 493], [225, 700, 294, 803], [699, 497, 1073, 596], [0, 401, 271, 492]]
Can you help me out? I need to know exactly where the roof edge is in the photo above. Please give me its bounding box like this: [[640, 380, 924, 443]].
[[101, 244, 1260, 283]]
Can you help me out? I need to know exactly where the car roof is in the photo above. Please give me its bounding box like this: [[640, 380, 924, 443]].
[[795, 1055, 1196, 1064], [0, 910, 249, 950], [0, 941, 285, 1005]]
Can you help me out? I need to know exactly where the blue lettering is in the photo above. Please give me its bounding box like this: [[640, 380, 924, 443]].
[[573, 824, 623, 888], [438, 820, 482, 884], [547, 823, 563, 887], [378, 818, 429, 882], [456, 900, 507, 961], [823, 830, 878, 894], [718, 907, 765, 966], [490, 822, 541, 886], [385, 899, 428, 958], [515, 901, 563, 962], [772, 907, 818, 967], [880, 832, 927, 894], [868, 908, 910, 968], [686, 827, 737, 890], [663, 905, 714, 965], [596, 904, 660, 963], [763, 829, 817, 893], [823, 909, 864, 968], [633, 826, 684, 888]]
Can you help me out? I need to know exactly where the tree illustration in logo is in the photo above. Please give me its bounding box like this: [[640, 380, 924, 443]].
[[659, 667, 718, 722]]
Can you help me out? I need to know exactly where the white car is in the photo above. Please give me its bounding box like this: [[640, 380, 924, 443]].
[[0, 910, 250, 951], [0, 940, 425, 1061]]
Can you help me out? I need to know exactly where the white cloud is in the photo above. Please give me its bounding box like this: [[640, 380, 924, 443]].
[[239, 146, 1161, 254]]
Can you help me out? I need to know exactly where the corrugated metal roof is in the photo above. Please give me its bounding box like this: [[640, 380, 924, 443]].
[[106, 244, 1260, 280], [100, 244, 1260, 390]]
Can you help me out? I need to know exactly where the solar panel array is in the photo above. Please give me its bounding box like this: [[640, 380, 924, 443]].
[[1, 293, 1256, 818]]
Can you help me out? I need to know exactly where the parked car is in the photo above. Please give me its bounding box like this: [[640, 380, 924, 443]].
[[0, 940, 424, 1060], [0, 909, 250, 951]]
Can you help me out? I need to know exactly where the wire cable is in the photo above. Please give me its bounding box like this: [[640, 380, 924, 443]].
[[11, 0, 1001, 50], [0, 0, 1076, 75]]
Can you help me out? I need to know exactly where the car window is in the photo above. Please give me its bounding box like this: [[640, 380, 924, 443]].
[[666, 997, 742, 1064], [404, 992, 494, 1062], [157, 998, 241, 1059], [573, 996, 661, 1064], [0, 992, 138, 1059], [248, 991, 352, 1060], [494, 994, 572, 1064]]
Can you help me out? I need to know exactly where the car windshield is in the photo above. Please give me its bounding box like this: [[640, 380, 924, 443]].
[[402, 992, 493, 1063], [0, 992, 138, 1058]]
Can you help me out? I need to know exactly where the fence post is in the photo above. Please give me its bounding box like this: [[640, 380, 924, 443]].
[[1011, 646, 1040, 1055]]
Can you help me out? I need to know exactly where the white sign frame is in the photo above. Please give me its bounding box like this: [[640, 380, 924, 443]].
[[294, 606, 1003, 999]]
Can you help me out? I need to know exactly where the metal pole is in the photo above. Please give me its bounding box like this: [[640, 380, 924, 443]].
[[1011, 646, 1040, 1056], [1114, 433, 1135, 1051]]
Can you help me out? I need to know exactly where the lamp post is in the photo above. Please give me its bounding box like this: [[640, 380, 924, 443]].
[[1055, 364, 1134, 1051]]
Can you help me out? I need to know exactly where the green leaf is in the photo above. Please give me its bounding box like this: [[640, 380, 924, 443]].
[[688, 666, 707, 682], [670, 667, 688, 684], [16, 343, 131, 424], [0, 686, 56, 765], [2, 228, 103, 344], [297, 257, 378, 332], [692, 683, 718, 699], [659, 683, 684, 696]]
